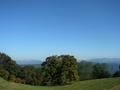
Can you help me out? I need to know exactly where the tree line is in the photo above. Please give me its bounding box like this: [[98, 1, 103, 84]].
[[0, 52, 120, 86]]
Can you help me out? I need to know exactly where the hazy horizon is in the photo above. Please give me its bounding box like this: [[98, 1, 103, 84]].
[[0, 0, 120, 60]]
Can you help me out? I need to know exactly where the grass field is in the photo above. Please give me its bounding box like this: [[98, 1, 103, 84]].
[[0, 77, 120, 90]]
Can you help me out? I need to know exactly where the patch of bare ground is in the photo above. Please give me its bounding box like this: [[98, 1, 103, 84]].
[[110, 84, 120, 90]]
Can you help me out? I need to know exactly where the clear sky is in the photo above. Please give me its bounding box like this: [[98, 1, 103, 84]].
[[0, 0, 120, 61]]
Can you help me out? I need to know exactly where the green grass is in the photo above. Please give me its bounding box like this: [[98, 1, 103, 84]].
[[0, 77, 120, 90]]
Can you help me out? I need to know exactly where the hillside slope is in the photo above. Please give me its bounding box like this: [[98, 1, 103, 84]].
[[0, 77, 120, 90]]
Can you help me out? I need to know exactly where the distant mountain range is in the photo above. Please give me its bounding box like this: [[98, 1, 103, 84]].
[[87, 58, 120, 74], [16, 58, 120, 74], [16, 58, 120, 65], [16, 60, 43, 65], [88, 58, 120, 64]]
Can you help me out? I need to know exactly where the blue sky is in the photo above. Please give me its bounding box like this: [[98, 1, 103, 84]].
[[0, 0, 120, 61]]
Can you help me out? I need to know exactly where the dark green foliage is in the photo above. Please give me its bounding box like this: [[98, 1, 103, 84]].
[[0, 52, 22, 81], [78, 61, 111, 80], [22, 65, 36, 85], [0, 69, 9, 80], [60, 55, 79, 85], [8, 75, 16, 82], [78, 60, 93, 80], [41, 55, 79, 85], [21, 65, 43, 85], [119, 65, 120, 71], [0, 52, 112, 86], [0, 53, 21, 76], [35, 68, 44, 85], [0, 52, 44, 85], [113, 71, 120, 77], [41, 55, 61, 85], [93, 63, 111, 79]]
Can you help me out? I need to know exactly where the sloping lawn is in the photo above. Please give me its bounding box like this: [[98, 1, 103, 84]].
[[0, 77, 120, 90]]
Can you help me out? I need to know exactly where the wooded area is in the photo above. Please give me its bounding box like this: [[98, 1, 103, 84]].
[[0, 52, 120, 86]]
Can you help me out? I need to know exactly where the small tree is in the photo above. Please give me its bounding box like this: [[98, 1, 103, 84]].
[[113, 71, 120, 77], [0, 69, 9, 80], [119, 65, 120, 71], [113, 65, 120, 77], [78, 60, 93, 80]]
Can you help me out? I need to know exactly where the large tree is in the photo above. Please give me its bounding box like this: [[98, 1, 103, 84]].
[[60, 55, 79, 85], [41, 55, 79, 85], [41, 55, 61, 85]]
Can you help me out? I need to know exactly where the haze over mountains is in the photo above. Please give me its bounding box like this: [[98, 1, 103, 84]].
[[16, 58, 120, 65], [88, 58, 120, 64], [15, 58, 120, 75], [16, 60, 43, 65], [88, 58, 120, 74]]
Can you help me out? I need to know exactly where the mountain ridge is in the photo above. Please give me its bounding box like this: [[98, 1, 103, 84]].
[[15, 60, 43, 65], [88, 58, 120, 64]]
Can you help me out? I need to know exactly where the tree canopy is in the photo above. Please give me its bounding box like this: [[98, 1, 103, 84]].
[[0, 52, 113, 86], [41, 55, 79, 85], [93, 63, 111, 79], [78, 60, 93, 80]]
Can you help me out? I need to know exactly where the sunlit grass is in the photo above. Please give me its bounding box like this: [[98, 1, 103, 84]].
[[0, 77, 120, 90]]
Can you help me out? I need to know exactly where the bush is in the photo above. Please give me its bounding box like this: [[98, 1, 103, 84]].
[[0, 69, 9, 80], [113, 71, 120, 77]]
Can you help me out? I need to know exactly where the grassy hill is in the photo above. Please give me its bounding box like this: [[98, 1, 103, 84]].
[[0, 77, 120, 90]]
